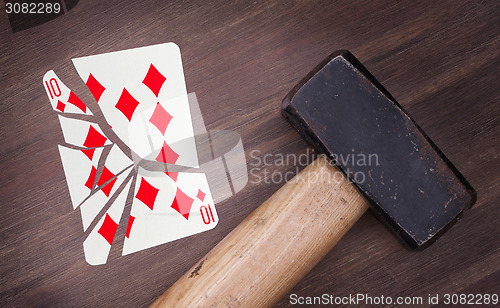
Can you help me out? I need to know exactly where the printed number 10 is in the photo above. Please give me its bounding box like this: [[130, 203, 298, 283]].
[[200, 205, 215, 224], [45, 78, 61, 99]]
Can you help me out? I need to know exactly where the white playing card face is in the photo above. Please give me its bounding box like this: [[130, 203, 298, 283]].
[[83, 178, 132, 265], [58, 146, 104, 209], [43, 70, 93, 115], [71, 43, 198, 168], [80, 166, 132, 231], [122, 167, 218, 256], [58, 116, 112, 148]]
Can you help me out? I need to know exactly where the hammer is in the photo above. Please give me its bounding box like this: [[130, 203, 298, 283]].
[[151, 50, 476, 307]]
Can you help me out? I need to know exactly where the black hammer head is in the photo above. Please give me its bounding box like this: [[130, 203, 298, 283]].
[[282, 50, 476, 248]]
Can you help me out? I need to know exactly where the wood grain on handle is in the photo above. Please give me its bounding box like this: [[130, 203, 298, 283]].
[[151, 156, 370, 308]]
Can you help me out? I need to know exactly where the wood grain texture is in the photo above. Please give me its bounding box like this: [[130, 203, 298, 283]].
[[0, 0, 498, 307], [152, 157, 369, 307]]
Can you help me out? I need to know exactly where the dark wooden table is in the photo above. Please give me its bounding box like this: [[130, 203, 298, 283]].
[[1, 1, 499, 307]]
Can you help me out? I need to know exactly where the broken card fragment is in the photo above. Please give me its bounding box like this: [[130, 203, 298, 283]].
[[58, 145, 104, 209], [122, 167, 217, 256], [58, 116, 112, 148], [83, 178, 133, 265], [43, 70, 93, 115]]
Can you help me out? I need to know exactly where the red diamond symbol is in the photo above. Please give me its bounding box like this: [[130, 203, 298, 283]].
[[98, 213, 118, 245], [56, 100, 66, 112], [196, 189, 206, 202], [84, 166, 97, 190], [67, 91, 87, 113], [155, 142, 179, 164], [135, 177, 159, 210], [171, 188, 194, 220], [86, 74, 105, 102], [83, 125, 107, 148], [125, 215, 135, 238], [81, 148, 95, 161], [142, 64, 166, 97], [149, 102, 172, 135], [115, 88, 139, 122]]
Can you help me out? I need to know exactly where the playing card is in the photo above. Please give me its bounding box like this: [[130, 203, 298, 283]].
[[43, 43, 237, 265], [43, 70, 93, 115], [72, 43, 198, 167], [83, 178, 133, 265], [58, 145, 104, 209], [122, 167, 218, 255]]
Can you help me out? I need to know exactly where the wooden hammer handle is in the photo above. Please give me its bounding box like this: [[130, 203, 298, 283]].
[[151, 156, 370, 307]]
